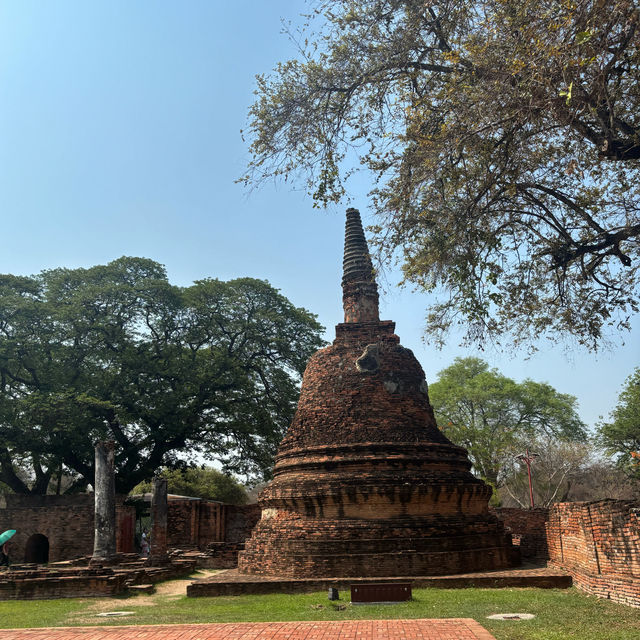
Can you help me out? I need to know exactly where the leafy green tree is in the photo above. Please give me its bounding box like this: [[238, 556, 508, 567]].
[[0, 257, 325, 494], [242, 0, 640, 350], [597, 367, 640, 478], [131, 466, 248, 504], [428, 357, 586, 488]]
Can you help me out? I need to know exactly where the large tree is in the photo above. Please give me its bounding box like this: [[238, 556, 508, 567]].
[[243, 0, 640, 350], [130, 466, 249, 504], [0, 257, 325, 494], [428, 357, 587, 488], [597, 367, 640, 478]]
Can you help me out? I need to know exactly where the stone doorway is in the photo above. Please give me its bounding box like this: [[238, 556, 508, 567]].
[[24, 533, 49, 564]]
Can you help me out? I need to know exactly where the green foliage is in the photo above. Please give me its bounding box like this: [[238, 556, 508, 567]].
[[597, 368, 640, 478], [243, 0, 640, 350], [131, 466, 248, 504], [428, 357, 586, 487], [0, 257, 325, 494]]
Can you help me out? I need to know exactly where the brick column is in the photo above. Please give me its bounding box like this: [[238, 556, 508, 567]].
[[91, 440, 117, 564], [149, 475, 169, 565]]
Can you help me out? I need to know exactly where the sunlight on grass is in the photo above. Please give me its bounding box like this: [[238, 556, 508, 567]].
[[0, 578, 638, 640]]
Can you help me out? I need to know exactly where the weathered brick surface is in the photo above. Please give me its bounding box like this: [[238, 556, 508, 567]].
[[491, 507, 550, 561], [0, 494, 251, 564], [167, 499, 199, 547], [546, 499, 640, 608], [491, 501, 640, 608], [166, 499, 227, 548], [188, 565, 570, 597], [0, 495, 135, 562], [225, 504, 260, 543], [0, 567, 128, 600], [202, 542, 246, 569], [238, 209, 517, 578], [0, 559, 196, 600]]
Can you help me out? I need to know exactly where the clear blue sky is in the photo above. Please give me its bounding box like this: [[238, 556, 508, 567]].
[[1, 0, 637, 435]]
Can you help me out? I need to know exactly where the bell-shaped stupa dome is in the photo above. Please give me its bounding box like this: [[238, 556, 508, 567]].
[[238, 209, 518, 578]]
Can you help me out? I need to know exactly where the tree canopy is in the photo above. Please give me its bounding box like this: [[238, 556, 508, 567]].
[[597, 367, 640, 478], [428, 357, 587, 488], [0, 257, 325, 494], [242, 0, 640, 350], [130, 466, 248, 504], [500, 435, 591, 507]]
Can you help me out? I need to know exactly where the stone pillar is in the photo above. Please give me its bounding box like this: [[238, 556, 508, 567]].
[[149, 475, 169, 565], [91, 440, 116, 564]]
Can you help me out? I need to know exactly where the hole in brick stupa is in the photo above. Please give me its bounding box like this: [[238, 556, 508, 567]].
[[237, 207, 520, 579]]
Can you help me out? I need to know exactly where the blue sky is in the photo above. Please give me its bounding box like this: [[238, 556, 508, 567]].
[[0, 0, 637, 436]]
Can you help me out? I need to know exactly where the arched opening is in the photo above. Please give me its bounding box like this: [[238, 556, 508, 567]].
[[24, 533, 49, 564]]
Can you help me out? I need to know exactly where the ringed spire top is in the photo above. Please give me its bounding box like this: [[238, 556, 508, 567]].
[[341, 208, 380, 323]]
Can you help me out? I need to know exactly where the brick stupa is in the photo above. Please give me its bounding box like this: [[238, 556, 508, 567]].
[[238, 208, 518, 577]]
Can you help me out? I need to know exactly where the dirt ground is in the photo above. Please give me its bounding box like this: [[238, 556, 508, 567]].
[[65, 569, 220, 625]]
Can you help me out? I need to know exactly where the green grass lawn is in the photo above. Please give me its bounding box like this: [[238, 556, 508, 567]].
[[0, 572, 638, 640]]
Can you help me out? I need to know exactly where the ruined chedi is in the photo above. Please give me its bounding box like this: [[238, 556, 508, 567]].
[[238, 208, 518, 577]]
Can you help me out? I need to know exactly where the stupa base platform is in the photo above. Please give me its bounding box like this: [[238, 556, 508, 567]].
[[186, 564, 571, 597]]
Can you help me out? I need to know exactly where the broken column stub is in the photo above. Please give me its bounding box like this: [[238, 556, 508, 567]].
[[91, 440, 117, 564], [149, 475, 169, 566], [238, 208, 519, 578]]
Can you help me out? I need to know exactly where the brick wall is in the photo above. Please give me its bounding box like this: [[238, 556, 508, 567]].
[[493, 500, 640, 608], [0, 494, 255, 561], [0, 494, 135, 562], [546, 499, 639, 608], [166, 499, 226, 548], [198, 501, 227, 544], [491, 507, 549, 561], [225, 504, 260, 543]]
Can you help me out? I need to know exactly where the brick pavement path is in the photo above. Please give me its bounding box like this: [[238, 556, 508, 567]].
[[0, 619, 496, 639]]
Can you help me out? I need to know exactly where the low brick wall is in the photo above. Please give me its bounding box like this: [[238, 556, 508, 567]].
[[493, 500, 640, 608], [0, 568, 128, 600], [546, 500, 640, 608], [203, 542, 246, 569], [491, 507, 549, 561]]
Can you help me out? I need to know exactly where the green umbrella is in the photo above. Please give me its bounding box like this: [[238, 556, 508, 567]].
[[0, 530, 16, 545]]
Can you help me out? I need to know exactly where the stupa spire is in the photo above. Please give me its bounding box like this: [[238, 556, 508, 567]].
[[342, 208, 380, 323]]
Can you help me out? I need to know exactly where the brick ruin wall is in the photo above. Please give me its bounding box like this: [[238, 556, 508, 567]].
[[491, 507, 550, 561], [224, 504, 261, 543], [546, 500, 639, 608], [2, 493, 637, 606], [166, 499, 227, 548], [0, 494, 136, 562], [0, 494, 257, 563], [494, 500, 640, 608]]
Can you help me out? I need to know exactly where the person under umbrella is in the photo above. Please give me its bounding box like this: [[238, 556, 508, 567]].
[[0, 530, 16, 568]]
